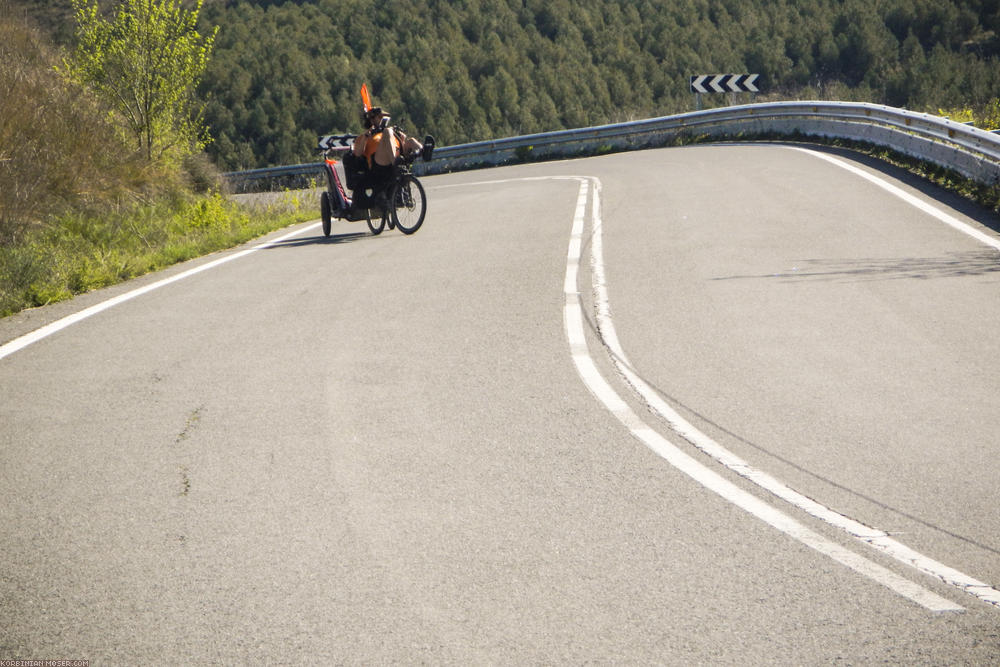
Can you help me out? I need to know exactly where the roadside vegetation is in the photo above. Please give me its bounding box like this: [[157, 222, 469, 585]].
[[0, 187, 315, 316], [0, 1, 313, 317], [14, 0, 1000, 172]]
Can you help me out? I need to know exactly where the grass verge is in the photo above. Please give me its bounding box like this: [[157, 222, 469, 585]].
[[0, 189, 317, 318]]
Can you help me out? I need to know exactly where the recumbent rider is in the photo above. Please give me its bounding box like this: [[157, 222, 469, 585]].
[[349, 106, 425, 207]]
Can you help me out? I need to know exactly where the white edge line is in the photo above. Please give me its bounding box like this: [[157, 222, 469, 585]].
[[0, 222, 320, 361], [787, 146, 1000, 253]]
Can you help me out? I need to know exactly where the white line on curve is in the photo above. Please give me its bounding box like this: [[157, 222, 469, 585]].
[[561, 175, 962, 613], [439, 166, 999, 610], [583, 152, 1000, 609], [788, 146, 1000, 253], [11, 164, 991, 611], [0, 222, 321, 361]]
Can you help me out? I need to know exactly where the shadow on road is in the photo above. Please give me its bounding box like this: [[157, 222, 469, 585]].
[[712, 249, 1000, 283], [264, 231, 372, 249]]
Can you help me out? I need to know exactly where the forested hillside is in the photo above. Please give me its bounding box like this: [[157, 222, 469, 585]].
[[194, 0, 1000, 170], [13, 0, 1000, 171]]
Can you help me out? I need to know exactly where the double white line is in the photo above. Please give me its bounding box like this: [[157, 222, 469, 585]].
[[562, 173, 1000, 613]]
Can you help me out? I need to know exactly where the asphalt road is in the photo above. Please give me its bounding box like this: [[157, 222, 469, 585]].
[[2, 145, 999, 663]]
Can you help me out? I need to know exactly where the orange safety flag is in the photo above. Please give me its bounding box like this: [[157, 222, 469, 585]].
[[360, 83, 372, 112]]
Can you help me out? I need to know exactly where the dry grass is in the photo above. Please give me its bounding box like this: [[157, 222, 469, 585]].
[[0, 7, 150, 243]]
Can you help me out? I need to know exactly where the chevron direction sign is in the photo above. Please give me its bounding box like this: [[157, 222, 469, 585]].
[[690, 74, 760, 94], [317, 134, 356, 151]]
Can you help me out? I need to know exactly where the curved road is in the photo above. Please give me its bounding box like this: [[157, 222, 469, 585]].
[[2, 145, 999, 663]]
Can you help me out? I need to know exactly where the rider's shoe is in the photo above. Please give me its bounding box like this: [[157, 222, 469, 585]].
[[421, 135, 435, 162]]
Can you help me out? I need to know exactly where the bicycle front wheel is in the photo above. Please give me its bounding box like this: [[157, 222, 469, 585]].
[[390, 175, 426, 235], [366, 207, 386, 235]]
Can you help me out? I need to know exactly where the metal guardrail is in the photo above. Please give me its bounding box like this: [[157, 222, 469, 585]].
[[223, 101, 1000, 191]]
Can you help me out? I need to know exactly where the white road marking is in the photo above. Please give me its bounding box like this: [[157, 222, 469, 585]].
[[0, 222, 320, 361], [437, 164, 1000, 610], [582, 162, 1000, 610], [788, 146, 1000, 253], [561, 175, 963, 613]]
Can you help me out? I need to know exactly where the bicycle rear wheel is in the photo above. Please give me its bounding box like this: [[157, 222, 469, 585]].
[[320, 191, 332, 237], [390, 175, 426, 235]]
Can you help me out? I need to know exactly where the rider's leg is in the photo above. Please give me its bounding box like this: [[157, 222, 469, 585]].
[[401, 135, 423, 157]]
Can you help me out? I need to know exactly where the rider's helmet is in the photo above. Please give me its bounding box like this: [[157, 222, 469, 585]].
[[363, 106, 383, 128]]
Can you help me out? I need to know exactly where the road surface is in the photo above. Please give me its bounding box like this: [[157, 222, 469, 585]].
[[2, 144, 999, 663]]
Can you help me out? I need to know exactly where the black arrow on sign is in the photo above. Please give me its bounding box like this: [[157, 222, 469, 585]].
[[690, 74, 759, 94], [317, 134, 357, 151]]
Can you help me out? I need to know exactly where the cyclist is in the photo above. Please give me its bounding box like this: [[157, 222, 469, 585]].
[[350, 106, 424, 205]]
